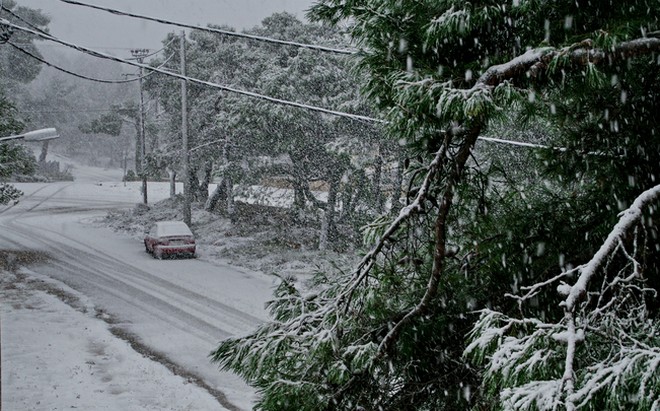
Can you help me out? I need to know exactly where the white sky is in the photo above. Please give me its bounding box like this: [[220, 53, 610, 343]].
[[16, 0, 315, 52]]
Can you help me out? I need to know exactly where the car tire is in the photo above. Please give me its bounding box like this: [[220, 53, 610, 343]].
[[154, 247, 163, 260], [144, 241, 151, 253]]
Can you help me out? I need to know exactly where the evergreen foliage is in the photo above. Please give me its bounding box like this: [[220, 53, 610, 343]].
[[145, 15, 390, 243], [0, 1, 50, 204], [0, 93, 30, 205], [0, 0, 50, 92], [211, 1, 660, 410]]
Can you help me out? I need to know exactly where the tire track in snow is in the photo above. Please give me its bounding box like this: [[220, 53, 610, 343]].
[[0, 231, 246, 411], [0, 227, 235, 337], [0, 188, 266, 411], [0, 183, 57, 215], [4, 188, 265, 332], [6, 215, 264, 329]]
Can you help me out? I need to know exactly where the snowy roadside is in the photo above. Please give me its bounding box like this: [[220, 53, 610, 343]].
[[42, 152, 358, 283], [1, 157, 358, 411], [100, 191, 358, 287], [1, 257, 228, 411]]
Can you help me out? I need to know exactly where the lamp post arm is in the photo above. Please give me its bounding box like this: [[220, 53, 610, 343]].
[[0, 128, 59, 142]]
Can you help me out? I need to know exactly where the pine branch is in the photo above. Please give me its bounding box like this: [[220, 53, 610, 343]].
[[337, 132, 452, 312], [559, 184, 660, 410], [563, 184, 660, 312], [478, 37, 660, 88], [375, 126, 482, 358], [466, 184, 660, 410]]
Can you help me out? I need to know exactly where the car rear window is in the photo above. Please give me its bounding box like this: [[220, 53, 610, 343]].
[[156, 222, 193, 237]]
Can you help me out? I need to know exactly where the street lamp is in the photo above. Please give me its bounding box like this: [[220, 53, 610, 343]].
[[0, 127, 59, 143]]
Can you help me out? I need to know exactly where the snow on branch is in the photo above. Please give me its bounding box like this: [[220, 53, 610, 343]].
[[338, 135, 451, 310], [374, 127, 481, 359], [394, 36, 660, 128], [478, 37, 660, 88], [466, 184, 660, 411], [230, 135, 458, 352], [564, 184, 660, 312]]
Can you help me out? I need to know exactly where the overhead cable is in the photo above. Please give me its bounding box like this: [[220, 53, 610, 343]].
[[18, 108, 122, 114], [477, 136, 558, 150], [1, 22, 567, 150], [5, 6, 176, 55], [57, 0, 358, 56], [1, 6, 49, 35], [11, 42, 160, 50], [126, 36, 177, 61], [8, 41, 175, 84], [2, 20, 382, 124]]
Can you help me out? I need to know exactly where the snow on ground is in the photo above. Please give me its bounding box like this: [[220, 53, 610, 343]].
[[1, 154, 358, 411], [56, 151, 359, 288], [1, 267, 222, 411]]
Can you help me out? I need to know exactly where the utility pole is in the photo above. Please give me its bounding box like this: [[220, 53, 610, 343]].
[[180, 32, 191, 226], [131, 48, 150, 205]]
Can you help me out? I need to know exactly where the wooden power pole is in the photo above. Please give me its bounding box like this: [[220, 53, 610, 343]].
[[180, 32, 191, 226], [131, 48, 150, 205]]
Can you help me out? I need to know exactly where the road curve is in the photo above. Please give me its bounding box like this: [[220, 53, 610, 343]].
[[0, 181, 274, 410]]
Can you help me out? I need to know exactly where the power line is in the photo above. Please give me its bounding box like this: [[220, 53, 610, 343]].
[[1, 6, 49, 35], [477, 136, 558, 150], [6, 5, 177, 60], [18, 108, 118, 114], [2, 19, 383, 124], [58, 0, 358, 56], [1, 20, 564, 151], [9, 42, 142, 84], [4, 5, 173, 52], [14, 43, 152, 50], [8, 41, 176, 84], [126, 37, 177, 61]]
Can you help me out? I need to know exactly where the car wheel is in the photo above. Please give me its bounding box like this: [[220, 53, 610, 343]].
[[144, 241, 151, 253], [154, 247, 163, 259]]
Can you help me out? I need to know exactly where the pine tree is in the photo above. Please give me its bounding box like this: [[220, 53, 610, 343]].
[[0, 0, 50, 92], [211, 1, 660, 409], [0, 1, 50, 204], [0, 94, 28, 205]]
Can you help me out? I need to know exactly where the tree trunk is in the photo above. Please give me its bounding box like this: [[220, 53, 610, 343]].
[[391, 152, 405, 213], [205, 177, 226, 212], [350, 170, 368, 221], [319, 168, 340, 251], [373, 142, 384, 214], [38, 141, 49, 163], [168, 168, 176, 198], [198, 160, 213, 202], [290, 159, 307, 212], [226, 173, 234, 216], [122, 148, 128, 184], [188, 166, 201, 201], [319, 209, 329, 251]]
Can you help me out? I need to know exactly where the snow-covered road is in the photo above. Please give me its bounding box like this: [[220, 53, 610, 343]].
[[1, 162, 275, 410]]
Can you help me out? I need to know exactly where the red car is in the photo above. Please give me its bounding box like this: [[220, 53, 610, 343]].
[[144, 221, 196, 259]]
